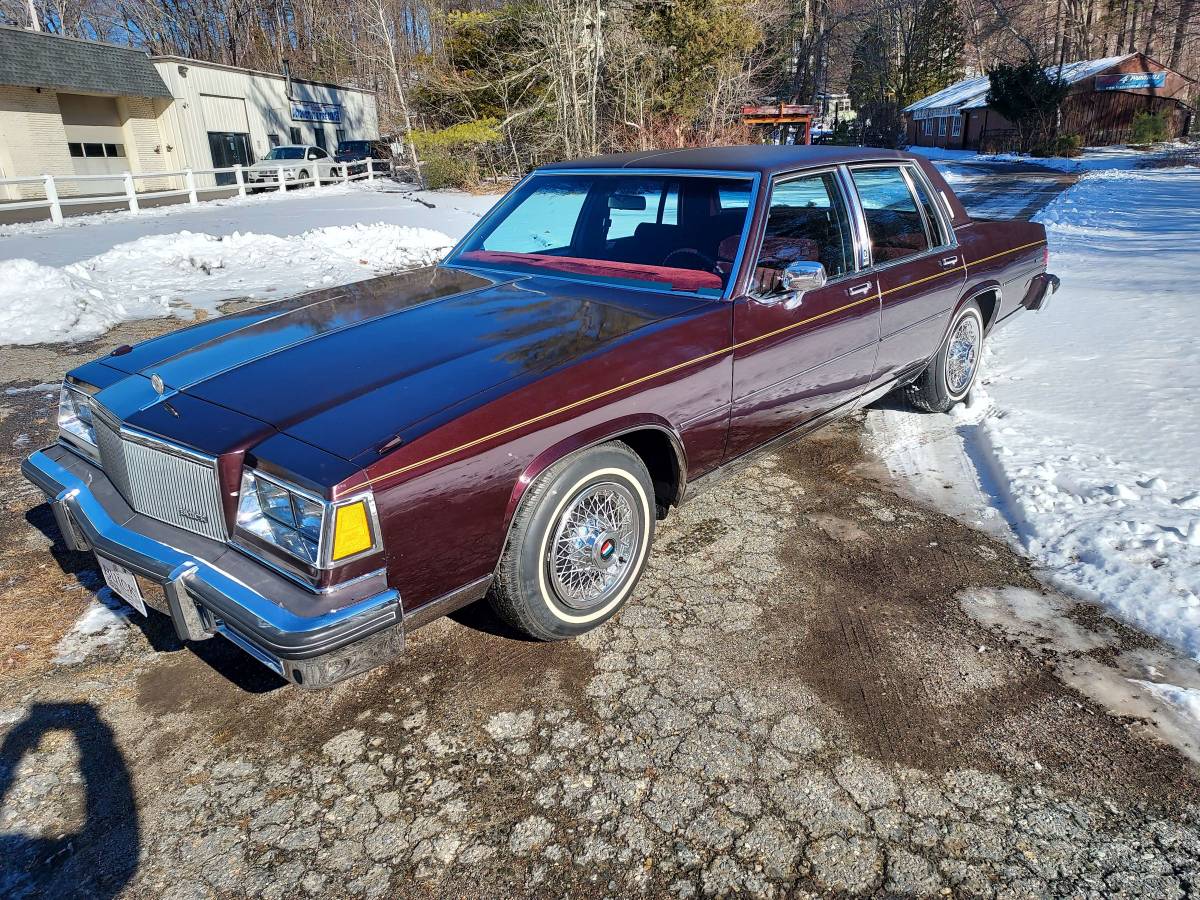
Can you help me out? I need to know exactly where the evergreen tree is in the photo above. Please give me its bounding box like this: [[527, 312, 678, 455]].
[[986, 60, 1071, 152]]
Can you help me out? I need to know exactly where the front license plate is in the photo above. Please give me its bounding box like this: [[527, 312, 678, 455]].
[[98, 557, 148, 617]]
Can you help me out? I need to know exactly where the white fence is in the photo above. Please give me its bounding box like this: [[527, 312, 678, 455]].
[[0, 158, 389, 225]]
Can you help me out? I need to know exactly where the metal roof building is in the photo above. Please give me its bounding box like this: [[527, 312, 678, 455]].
[[902, 53, 1194, 151]]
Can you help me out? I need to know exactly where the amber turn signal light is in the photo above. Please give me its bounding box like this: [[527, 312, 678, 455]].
[[331, 500, 373, 561]]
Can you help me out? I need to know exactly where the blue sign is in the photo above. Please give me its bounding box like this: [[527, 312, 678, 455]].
[[1095, 72, 1168, 91], [291, 100, 342, 123]]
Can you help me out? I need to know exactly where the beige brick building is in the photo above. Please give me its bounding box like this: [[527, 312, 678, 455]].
[[0, 26, 380, 202]]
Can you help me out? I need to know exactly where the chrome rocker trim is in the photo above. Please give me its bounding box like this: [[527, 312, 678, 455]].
[[21, 446, 403, 689]]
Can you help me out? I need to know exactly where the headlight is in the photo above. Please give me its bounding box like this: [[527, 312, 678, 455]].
[[236, 469, 380, 569], [58, 382, 99, 460]]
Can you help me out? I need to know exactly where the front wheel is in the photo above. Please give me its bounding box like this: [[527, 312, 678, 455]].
[[489, 442, 656, 641], [906, 301, 985, 413]]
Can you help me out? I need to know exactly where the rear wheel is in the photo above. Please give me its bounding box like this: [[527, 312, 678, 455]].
[[489, 442, 655, 641], [906, 301, 984, 413]]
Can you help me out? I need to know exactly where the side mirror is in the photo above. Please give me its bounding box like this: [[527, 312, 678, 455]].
[[756, 261, 827, 310]]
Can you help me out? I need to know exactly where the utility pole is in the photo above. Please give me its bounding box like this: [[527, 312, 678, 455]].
[[27, 0, 42, 31]]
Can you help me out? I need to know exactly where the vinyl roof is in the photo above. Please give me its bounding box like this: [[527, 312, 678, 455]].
[[537, 144, 913, 176], [0, 26, 171, 98], [905, 54, 1136, 113]]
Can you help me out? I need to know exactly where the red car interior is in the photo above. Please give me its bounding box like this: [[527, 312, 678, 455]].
[[458, 250, 724, 292]]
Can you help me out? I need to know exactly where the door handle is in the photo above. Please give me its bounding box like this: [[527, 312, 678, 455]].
[[940, 255, 960, 268], [847, 282, 873, 298]]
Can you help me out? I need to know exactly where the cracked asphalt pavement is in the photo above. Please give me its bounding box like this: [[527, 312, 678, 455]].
[[4, 308, 1200, 898]]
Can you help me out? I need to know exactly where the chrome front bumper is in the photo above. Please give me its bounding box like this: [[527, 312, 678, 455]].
[[22, 444, 404, 688]]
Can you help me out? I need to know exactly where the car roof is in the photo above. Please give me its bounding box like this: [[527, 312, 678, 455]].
[[274, 144, 318, 150], [536, 144, 913, 177]]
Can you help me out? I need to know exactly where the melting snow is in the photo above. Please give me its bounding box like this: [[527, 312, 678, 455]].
[[54, 589, 136, 665], [871, 165, 1200, 660]]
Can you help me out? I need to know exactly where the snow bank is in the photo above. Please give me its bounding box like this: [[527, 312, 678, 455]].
[[0, 222, 454, 345], [871, 166, 1200, 659]]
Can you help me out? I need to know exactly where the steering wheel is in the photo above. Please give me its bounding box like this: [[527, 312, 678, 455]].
[[662, 248, 717, 273]]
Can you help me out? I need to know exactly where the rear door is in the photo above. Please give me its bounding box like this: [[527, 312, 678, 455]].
[[726, 167, 880, 459], [846, 163, 965, 383]]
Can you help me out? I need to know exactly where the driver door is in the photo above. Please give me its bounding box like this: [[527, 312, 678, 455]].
[[725, 167, 880, 460]]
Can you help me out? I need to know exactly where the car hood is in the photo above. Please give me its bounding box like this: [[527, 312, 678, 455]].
[[249, 159, 302, 169], [90, 266, 709, 466]]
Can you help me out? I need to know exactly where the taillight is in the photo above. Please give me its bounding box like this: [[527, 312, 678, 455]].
[[1043, 245, 1049, 267]]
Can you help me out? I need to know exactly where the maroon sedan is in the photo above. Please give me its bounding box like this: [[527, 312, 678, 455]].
[[22, 146, 1058, 687]]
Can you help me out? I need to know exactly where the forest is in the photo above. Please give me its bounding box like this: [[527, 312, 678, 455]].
[[2, 0, 1196, 183]]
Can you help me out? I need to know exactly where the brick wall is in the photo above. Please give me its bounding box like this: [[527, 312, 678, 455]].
[[117, 96, 172, 193], [0, 85, 73, 200]]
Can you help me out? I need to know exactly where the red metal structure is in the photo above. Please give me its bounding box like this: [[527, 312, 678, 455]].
[[742, 103, 815, 145]]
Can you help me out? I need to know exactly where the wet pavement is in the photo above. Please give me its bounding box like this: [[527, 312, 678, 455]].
[[938, 159, 1077, 221]]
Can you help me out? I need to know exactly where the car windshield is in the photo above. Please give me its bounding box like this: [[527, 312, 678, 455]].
[[263, 147, 305, 160], [447, 172, 755, 295]]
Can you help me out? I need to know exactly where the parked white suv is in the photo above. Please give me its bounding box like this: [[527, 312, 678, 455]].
[[246, 145, 339, 189]]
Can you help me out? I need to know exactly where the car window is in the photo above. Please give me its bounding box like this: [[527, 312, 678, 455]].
[[905, 169, 948, 248], [850, 166, 931, 264], [605, 178, 679, 240], [753, 170, 854, 294], [718, 183, 752, 209], [481, 176, 590, 253], [455, 172, 753, 294]]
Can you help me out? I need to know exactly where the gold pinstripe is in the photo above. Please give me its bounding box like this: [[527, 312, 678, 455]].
[[361, 239, 1046, 488]]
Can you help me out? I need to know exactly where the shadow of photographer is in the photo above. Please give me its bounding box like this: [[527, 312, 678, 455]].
[[0, 703, 139, 899]]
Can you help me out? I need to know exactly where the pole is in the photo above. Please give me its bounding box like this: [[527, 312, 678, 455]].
[[123, 172, 139, 214], [234, 164, 246, 198], [26, 0, 41, 31], [184, 169, 198, 205], [43, 174, 61, 224]]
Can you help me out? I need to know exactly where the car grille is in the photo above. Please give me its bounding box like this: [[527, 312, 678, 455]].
[[93, 413, 228, 542]]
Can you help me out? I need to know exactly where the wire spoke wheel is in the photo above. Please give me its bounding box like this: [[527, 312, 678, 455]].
[[945, 313, 981, 395], [548, 481, 640, 611]]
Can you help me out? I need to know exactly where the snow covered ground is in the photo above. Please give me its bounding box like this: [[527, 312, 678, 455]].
[[910, 142, 1194, 173], [0, 180, 499, 345], [868, 165, 1200, 666]]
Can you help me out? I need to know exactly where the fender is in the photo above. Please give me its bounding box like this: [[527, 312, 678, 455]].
[[948, 280, 1003, 338], [499, 414, 688, 538]]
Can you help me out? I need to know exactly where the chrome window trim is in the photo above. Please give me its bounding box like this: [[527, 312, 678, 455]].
[[902, 164, 957, 250], [442, 167, 762, 302], [747, 165, 864, 292], [844, 161, 960, 276]]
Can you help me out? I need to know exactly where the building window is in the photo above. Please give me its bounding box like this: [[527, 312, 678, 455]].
[[922, 119, 932, 136], [289, 126, 301, 144], [69, 142, 125, 158], [268, 133, 281, 148], [951, 116, 962, 137], [938, 117, 948, 137], [336, 128, 347, 144]]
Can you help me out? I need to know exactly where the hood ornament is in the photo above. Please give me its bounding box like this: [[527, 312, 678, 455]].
[[150, 373, 165, 395]]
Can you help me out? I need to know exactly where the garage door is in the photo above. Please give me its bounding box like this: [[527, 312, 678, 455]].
[[200, 95, 250, 134], [60, 93, 128, 195]]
